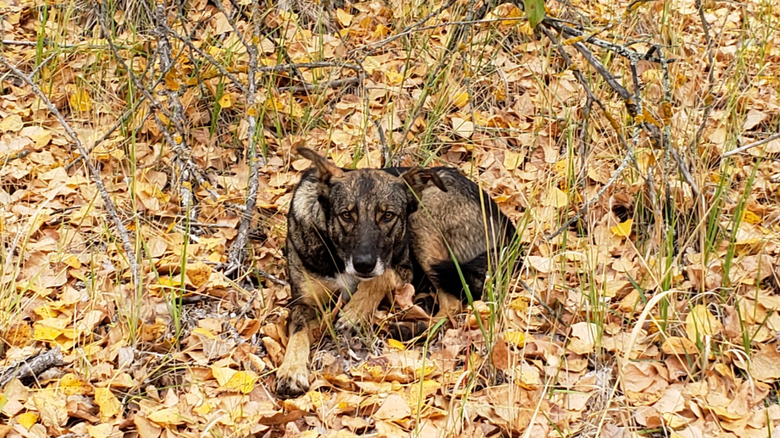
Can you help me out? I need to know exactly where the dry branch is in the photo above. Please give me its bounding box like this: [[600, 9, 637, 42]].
[[0, 347, 64, 386], [722, 133, 780, 158], [216, 0, 265, 275], [689, 0, 716, 153], [541, 18, 671, 64]]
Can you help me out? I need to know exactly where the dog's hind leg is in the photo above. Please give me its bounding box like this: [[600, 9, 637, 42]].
[[275, 304, 316, 398]]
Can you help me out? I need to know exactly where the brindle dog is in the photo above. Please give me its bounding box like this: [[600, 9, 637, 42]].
[[275, 148, 515, 398]]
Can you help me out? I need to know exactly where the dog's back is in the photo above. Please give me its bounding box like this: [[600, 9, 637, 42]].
[[395, 167, 516, 301]]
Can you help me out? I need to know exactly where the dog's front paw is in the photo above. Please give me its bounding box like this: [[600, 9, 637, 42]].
[[275, 363, 310, 399], [335, 301, 371, 333]]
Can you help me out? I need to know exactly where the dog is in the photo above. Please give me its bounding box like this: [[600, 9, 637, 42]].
[[275, 147, 516, 398]]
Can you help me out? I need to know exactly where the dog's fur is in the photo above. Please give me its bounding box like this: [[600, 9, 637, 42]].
[[275, 148, 515, 398]]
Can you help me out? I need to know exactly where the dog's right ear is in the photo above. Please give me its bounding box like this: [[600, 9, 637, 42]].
[[296, 147, 344, 182], [401, 168, 448, 195]]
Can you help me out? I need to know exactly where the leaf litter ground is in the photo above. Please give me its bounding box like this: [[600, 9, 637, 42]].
[[1, 0, 780, 437]]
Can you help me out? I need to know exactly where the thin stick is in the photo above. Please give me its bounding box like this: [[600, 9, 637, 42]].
[[688, 0, 716, 153], [218, 0, 265, 273], [722, 133, 780, 158], [0, 347, 64, 386], [542, 18, 671, 64]]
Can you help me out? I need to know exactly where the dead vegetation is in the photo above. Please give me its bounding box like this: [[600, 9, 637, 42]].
[[1, 0, 780, 436]]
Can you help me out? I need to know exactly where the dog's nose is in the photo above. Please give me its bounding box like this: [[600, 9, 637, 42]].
[[352, 254, 376, 276]]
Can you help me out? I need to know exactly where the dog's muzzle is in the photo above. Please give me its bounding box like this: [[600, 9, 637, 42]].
[[345, 256, 385, 280]]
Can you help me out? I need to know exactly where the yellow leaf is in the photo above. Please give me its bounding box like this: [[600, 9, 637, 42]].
[[504, 330, 526, 347], [62, 254, 81, 269], [16, 412, 38, 430], [164, 69, 179, 91], [86, 423, 113, 438], [642, 109, 663, 128], [503, 150, 522, 171], [562, 35, 587, 45], [185, 262, 212, 288], [210, 365, 236, 386], [218, 93, 232, 108], [192, 327, 218, 339], [0, 114, 23, 132], [225, 370, 257, 394], [509, 297, 529, 312], [552, 159, 568, 176], [308, 391, 327, 409], [387, 339, 405, 350], [384, 69, 404, 85], [193, 402, 212, 415], [336, 8, 352, 26], [610, 219, 633, 237], [33, 325, 63, 341], [60, 373, 92, 395], [94, 387, 121, 420], [685, 305, 723, 344], [543, 186, 568, 208], [451, 90, 469, 108], [372, 23, 390, 39], [69, 88, 92, 112], [147, 407, 187, 425], [742, 210, 761, 224]]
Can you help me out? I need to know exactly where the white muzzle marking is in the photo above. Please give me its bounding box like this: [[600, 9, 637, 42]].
[[345, 258, 385, 280]]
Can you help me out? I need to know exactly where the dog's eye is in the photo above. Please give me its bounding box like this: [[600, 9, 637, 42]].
[[381, 211, 396, 222], [339, 211, 353, 222]]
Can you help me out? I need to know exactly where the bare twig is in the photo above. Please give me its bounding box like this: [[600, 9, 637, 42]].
[[373, 119, 390, 167], [0, 56, 141, 290], [161, 22, 248, 95], [722, 133, 780, 158], [569, 40, 638, 116], [1, 40, 36, 46], [257, 61, 361, 74], [154, 5, 198, 221], [542, 18, 672, 64], [278, 77, 361, 93], [0, 347, 64, 386], [688, 0, 716, 152], [217, 0, 265, 274]]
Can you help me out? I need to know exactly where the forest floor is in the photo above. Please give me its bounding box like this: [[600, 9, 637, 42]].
[[1, 0, 780, 437]]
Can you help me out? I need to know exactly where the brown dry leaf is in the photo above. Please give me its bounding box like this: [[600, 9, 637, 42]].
[[661, 337, 699, 356], [0, 114, 23, 132], [451, 117, 474, 138], [373, 393, 411, 420], [569, 322, 598, 355], [743, 109, 767, 130], [147, 407, 189, 426], [743, 344, 780, 382]]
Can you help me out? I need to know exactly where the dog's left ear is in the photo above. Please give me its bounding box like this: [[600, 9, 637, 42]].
[[296, 147, 344, 182], [401, 168, 447, 196]]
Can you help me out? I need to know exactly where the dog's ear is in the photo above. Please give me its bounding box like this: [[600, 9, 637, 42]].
[[401, 168, 447, 195], [296, 147, 344, 182]]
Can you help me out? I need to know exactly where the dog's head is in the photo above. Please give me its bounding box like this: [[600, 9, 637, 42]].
[[296, 147, 445, 280]]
